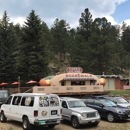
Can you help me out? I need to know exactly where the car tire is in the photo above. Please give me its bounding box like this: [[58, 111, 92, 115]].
[[107, 113, 115, 122], [71, 116, 80, 129], [22, 117, 32, 130], [0, 112, 7, 123], [48, 124, 55, 128]]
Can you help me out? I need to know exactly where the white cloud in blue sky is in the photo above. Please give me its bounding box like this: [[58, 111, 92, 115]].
[[0, 0, 129, 28]]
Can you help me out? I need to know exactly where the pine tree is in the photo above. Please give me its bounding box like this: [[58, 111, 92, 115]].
[[87, 17, 117, 74], [51, 19, 69, 62], [78, 8, 93, 42], [0, 11, 19, 83], [18, 10, 49, 81]]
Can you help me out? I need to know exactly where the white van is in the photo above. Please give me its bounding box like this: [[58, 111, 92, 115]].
[[0, 93, 62, 130]]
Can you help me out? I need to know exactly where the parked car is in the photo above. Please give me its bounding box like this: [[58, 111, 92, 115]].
[[0, 93, 62, 130], [82, 96, 130, 122], [104, 96, 130, 108], [0, 90, 9, 106], [60, 97, 100, 129]]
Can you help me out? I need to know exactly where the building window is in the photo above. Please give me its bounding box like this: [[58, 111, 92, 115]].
[[90, 80, 95, 85], [126, 81, 129, 86], [61, 81, 65, 86]]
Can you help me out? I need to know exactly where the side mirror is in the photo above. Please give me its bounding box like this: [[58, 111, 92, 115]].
[[99, 104, 104, 108]]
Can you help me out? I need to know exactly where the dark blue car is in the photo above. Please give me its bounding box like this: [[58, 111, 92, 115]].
[[82, 97, 130, 122]]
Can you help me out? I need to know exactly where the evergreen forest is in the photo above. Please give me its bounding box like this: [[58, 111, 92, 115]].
[[0, 8, 130, 85]]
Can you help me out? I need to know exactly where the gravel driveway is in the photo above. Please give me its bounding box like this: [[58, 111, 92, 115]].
[[0, 119, 130, 130]]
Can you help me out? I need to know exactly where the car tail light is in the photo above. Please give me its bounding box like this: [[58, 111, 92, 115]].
[[34, 110, 38, 117], [60, 109, 62, 114]]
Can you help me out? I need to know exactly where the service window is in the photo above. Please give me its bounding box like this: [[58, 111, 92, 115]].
[[71, 81, 85, 85], [5, 96, 12, 105], [12, 96, 22, 105], [21, 96, 34, 107]]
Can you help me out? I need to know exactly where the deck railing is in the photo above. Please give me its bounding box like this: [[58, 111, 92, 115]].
[[32, 85, 104, 95]]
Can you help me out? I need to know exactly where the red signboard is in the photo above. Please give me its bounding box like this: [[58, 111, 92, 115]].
[[66, 67, 83, 73]]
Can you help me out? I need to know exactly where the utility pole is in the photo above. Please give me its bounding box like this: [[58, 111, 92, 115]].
[[18, 76, 20, 93], [129, 71, 130, 87]]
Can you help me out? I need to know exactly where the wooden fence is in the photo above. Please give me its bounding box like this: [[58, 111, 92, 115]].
[[0, 87, 32, 94]]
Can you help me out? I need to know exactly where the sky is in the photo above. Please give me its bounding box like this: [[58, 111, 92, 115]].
[[0, 0, 130, 28]]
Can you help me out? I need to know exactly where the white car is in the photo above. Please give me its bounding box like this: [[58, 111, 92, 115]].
[[60, 97, 100, 128], [0, 93, 62, 130]]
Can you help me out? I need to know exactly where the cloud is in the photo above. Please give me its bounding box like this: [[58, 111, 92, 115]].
[[123, 19, 130, 26], [106, 16, 118, 25], [89, 0, 127, 25], [0, 0, 127, 28], [11, 17, 26, 26]]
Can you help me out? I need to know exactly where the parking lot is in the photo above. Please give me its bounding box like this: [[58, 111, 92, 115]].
[[1, 94, 130, 130], [0, 119, 130, 130]]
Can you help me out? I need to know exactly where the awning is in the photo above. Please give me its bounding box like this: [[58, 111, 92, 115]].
[[62, 77, 95, 81]]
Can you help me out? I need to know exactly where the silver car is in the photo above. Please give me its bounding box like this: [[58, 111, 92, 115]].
[[104, 96, 130, 108], [60, 97, 100, 128]]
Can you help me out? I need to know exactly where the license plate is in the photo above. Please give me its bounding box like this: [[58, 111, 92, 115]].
[[51, 110, 57, 115], [92, 120, 95, 123], [57, 120, 60, 123], [39, 120, 46, 124]]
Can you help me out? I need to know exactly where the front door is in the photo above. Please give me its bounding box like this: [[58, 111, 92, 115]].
[[2, 96, 13, 119], [61, 100, 70, 120]]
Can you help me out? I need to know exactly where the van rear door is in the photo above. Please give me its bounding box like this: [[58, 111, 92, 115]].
[[49, 94, 61, 122], [38, 95, 50, 125]]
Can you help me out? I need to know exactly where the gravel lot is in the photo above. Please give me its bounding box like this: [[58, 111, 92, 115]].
[[0, 119, 130, 130]]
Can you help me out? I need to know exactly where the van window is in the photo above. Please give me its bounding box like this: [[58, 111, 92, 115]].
[[39, 96, 49, 107], [5, 96, 12, 104], [12, 96, 22, 105], [50, 96, 59, 106], [21, 96, 34, 107]]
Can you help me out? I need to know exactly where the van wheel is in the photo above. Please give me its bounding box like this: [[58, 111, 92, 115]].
[[71, 117, 80, 129], [48, 125, 55, 128], [23, 117, 31, 130], [0, 112, 7, 122], [107, 113, 115, 122]]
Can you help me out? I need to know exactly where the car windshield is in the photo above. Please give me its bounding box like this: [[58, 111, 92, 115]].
[[68, 100, 86, 108], [0, 92, 8, 98], [116, 97, 128, 104], [100, 99, 117, 107]]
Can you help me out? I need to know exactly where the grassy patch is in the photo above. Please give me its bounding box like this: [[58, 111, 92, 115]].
[[7, 127, 14, 130], [108, 90, 130, 95]]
